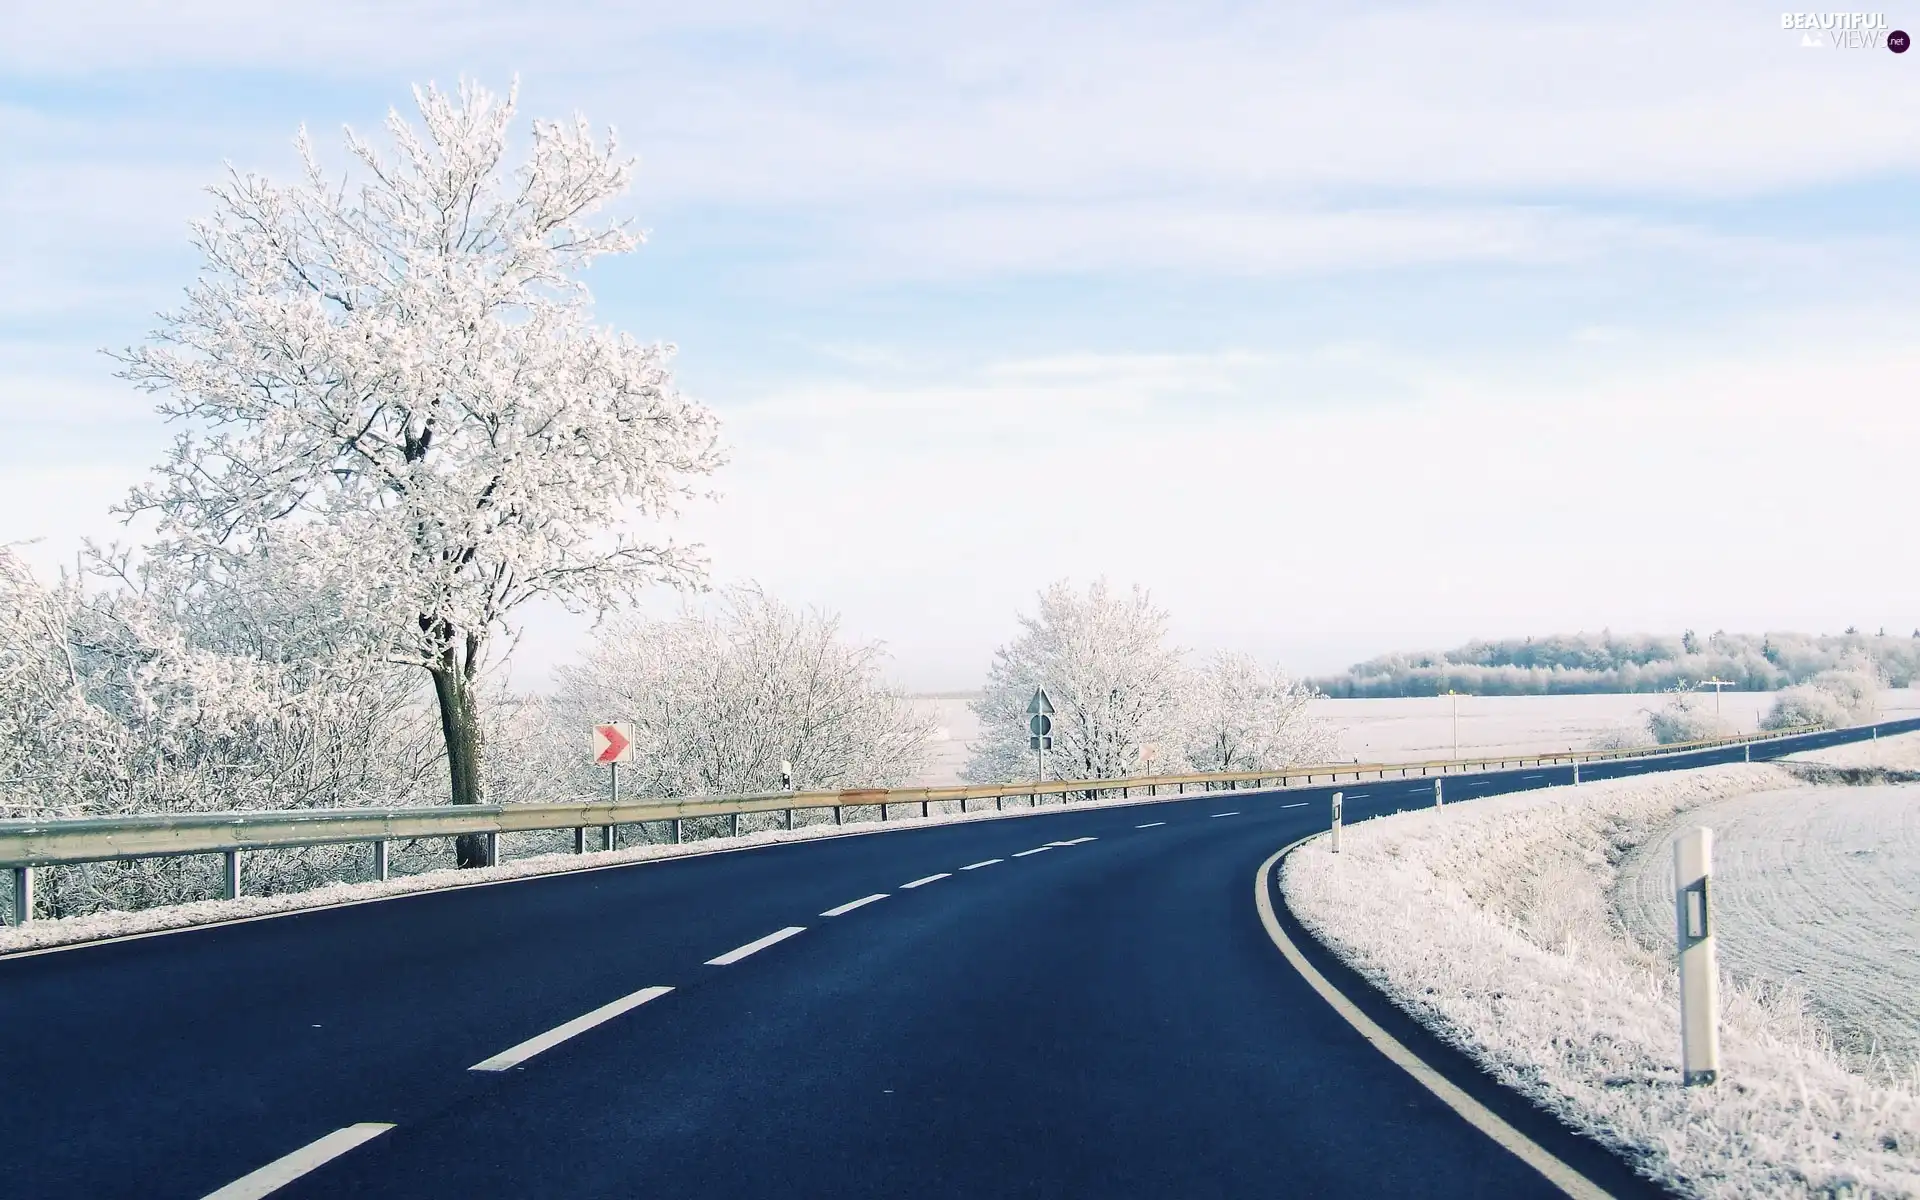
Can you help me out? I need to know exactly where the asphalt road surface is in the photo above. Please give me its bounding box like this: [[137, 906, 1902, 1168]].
[[3, 721, 1908, 1199]]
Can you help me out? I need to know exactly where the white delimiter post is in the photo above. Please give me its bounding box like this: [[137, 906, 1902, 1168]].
[[1675, 827, 1721, 1086], [1433, 778, 1443, 807], [1330, 791, 1343, 853]]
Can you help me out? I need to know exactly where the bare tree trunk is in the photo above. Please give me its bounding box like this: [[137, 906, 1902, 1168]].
[[429, 647, 489, 869]]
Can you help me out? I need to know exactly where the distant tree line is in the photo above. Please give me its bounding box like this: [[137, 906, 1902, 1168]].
[[1313, 630, 1920, 698]]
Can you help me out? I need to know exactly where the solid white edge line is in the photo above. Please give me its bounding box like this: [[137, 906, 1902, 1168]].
[[199, 1123, 396, 1200], [1010, 847, 1052, 857], [1253, 840, 1611, 1200], [901, 873, 950, 889], [707, 925, 807, 966], [470, 985, 674, 1072], [1135, 821, 1166, 828], [960, 858, 1003, 870], [1211, 811, 1240, 818], [821, 893, 888, 917]]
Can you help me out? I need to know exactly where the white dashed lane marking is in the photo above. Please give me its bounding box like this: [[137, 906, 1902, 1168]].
[[960, 859, 1002, 870], [470, 986, 674, 1072], [1136, 821, 1166, 828], [1211, 812, 1240, 818], [821, 894, 887, 917], [901, 873, 950, 889], [707, 927, 807, 966], [200, 1124, 396, 1200], [1011, 847, 1052, 858], [1280, 803, 1307, 809]]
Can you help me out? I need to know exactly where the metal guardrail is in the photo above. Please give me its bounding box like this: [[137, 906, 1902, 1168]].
[[0, 720, 1862, 925]]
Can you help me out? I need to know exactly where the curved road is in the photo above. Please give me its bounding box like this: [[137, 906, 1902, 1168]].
[[2, 723, 1907, 1198]]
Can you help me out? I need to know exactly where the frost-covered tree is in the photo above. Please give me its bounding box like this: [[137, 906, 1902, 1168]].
[[550, 589, 931, 800], [965, 580, 1185, 783], [0, 544, 442, 918], [113, 81, 723, 866], [1179, 652, 1336, 772]]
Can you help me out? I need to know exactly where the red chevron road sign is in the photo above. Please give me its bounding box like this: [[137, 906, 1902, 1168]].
[[591, 723, 634, 765]]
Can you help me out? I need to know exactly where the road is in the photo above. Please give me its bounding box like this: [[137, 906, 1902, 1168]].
[[2, 722, 1907, 1199]]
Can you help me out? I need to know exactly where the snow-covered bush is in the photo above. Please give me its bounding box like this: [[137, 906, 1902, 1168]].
[[550, 588, 932, 804], [0, 544, 444, 918], [1761, 662, 1880, 730], [1760, 684, 1849, 731], [1645, 688, 1731, 745], [1179, 651, 1336, 772]]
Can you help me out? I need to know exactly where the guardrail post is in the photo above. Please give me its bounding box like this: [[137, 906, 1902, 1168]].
[[921, 799, 929, 818], [879, 801, 889, 822], [784, 808, 794, 830], [1330, 791, 1343, 852], [832, 806, 842, 826], [603, 824, 615, 851], [10, 866, 31, 925], [374, 840, 391, 881], [671, 818, 683, 843], [223, 850, 241, 900], [994, 795, 1002, 812], [483, 832, 500, 868], [573, 828, 586, 855], [1675, 827, 1720, 1086], [728, 813, 739, 837]]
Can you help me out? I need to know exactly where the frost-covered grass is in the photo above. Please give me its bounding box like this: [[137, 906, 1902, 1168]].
[[1790, 731, 1920, 772], [1281, 765, 1920, 1198], [0, 789, 1150, 957], [1616, 784, 1920, 1086]]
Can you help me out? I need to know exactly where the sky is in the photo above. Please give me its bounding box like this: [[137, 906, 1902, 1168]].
[[4, 2, 1919, 691]]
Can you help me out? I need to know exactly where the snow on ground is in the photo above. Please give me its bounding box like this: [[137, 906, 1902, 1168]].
[[0, 787, 1156, 957], [907, 690, 1920, 784], [1616, 784, 1920, 1083], [1281, 764, 1920, 1198], [1789, 731, 1920, 772]]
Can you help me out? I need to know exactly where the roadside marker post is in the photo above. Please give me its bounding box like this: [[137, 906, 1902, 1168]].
[[1675, 827, 1721, 1086], [1434, 778, 1443, 808], [1331, 791, 1343, 853]]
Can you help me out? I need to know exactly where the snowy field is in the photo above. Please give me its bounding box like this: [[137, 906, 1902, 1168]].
[[907, 689, 1920, 784], [1281, 760, 1920, 1198], [1617, 777, 1920, 1080]]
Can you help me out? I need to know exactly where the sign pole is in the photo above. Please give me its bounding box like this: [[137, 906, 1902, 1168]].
[[591, 722, 633, 853], [605, 761, 619, 851]]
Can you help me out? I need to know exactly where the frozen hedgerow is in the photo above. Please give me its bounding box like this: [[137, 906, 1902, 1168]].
[[112, 80, 723, 866]]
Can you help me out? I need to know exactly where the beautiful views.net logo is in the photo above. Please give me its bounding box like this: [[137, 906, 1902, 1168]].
[[1781, 12, 1910, 50]]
